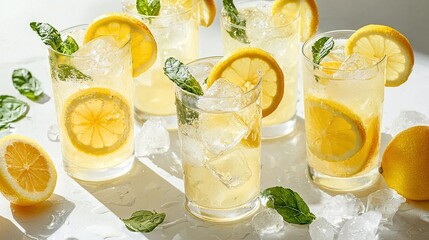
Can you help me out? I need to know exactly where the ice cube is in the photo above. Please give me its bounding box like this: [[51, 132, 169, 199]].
[[180, 131, 206, 167], [366, 188, 406, 225], [388, 110, 429, 137], [206, 150, 252, 188], [337, 211, 382, 240], [241, 6, 272, 41], [197, 78, 245, 112], [187, 62, 214, 90], [309, 217, 337, 240], [135, 118, 170, 157], [198, 113, 249, 155], [47, 124, 60, 142], [333, 53, 376, 80], [251, 208, 284, 235], [71, 36, 123, 76], [320, 193, 365, 227], [323, 44, 346, 63]]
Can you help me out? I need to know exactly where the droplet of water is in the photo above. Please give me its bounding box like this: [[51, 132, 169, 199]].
[[159, 218, 188, 229], [160, 201, 182, 209], [47, 124, 60, 142], [91, 205, 110, 215], [86, 225, 125, 239], [421, 214, 429, 223]]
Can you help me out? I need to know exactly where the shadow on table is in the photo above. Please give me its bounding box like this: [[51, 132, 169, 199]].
[[0, 216, 24, 240], [11, 194, 75, 239]]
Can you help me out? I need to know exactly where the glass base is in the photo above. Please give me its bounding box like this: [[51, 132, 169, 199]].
[[134, 107, 178, 130], [307, 165, 380, 192], [64, 155, 135, 182], [185, 197, 260, 223], [262, 115, 296, 139]]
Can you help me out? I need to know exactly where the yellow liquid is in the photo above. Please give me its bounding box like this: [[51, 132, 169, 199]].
[[124, 2, 199, 119], [221, 1, 299, 129]]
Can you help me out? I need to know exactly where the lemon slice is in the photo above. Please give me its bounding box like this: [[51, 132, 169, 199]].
[[305, 97, 366, 162], [84, 13, 157, 77], [199, 0, 217, 27], [63, 88, 131, 155], [207, 48, 284, 118], [0, 134, 57, 206], [345, 24, 414, 87], [272, 0, 319, 41]]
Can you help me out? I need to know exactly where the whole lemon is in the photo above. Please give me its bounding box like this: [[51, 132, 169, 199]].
[[381, 126, 429, 200]]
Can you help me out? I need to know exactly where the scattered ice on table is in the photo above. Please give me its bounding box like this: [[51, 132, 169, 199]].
[[135, 118, 170, 157], [388, 110, 429, 137], [333, 53, 376, 80], [198, 113, 248, 155], [320, 193, 365, 227], [337, 211, 382, 240], [72, 36, 122, 77], [366, 188, 406, 225], [197, 78, 245, 112], [251, 207, 284, 235], [309, 217, 337, 240], [206, 150, 251, 188], [47, 124, 60, 142]]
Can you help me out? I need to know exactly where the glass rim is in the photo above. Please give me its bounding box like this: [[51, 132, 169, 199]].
[[220, 0, 300, 30], [48, 24, 132, 58], [174, 56, 263, 101], [301, 29, 387, 73], [121, 0, 198, 19]]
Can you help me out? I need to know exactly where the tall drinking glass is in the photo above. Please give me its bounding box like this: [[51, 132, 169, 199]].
[[123, 0, 199, 128], [302, 30, 386, 191], [220, 0, 300, 138], [177, 57, 262, 222], [48, 25, 134, 181]]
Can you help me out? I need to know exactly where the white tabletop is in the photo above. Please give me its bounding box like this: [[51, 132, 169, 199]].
[[1, 0, 429, 239]]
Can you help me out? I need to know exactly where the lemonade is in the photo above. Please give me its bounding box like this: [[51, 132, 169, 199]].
[[48, 25, 135, 181], [122, 0, 199, 127], [220, 0, 300, 138]]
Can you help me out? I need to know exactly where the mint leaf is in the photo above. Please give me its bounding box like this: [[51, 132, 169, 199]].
[[312, 37, 334, 65], [56, 64, 92, 82], [30, 22, 79, 54], [0, 95, 29, 130], [261, 186, 316, 225], [121, 210, 165, 232], [163, 57, 204, 96], [12, 69, 43, 100], [223, 0, 249, 44], [136, 0, 161, 16]]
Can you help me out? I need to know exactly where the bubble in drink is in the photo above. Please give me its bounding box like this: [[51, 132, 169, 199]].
[[251, 207, 284, 235], [135, 118, 170, 157], [366, 188, 405, 225]]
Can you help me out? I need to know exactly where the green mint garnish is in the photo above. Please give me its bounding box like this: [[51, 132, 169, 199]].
[[261, 186, 316, 225], [0, 95, 30, 131], [12, 69, 43, 100], [30, 22, 79, 54], [136, 0, 161, 16], [163, 57, 204, 96], [56, 64, 92, 82], [312, 36, 334, 65], [121, 210, 165, 233], [223, 0, 249, 44]]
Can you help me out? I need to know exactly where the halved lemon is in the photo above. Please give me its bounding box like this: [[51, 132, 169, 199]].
[[0, 134, 57, 206], [63, 88, 131, 155], [84, 13, 157, 77], [345, 24, 414, 87], [272, 0, 319, 41], [207, 48, 284, 118]]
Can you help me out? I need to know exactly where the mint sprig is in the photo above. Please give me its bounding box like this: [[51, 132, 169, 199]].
[[121, 210, 165, 232], [261, 186, 316, 225], [223, 0, 249, 44], [56, 64, 92, 82], [312, 36, 334, 65], [0, 95, 29, 131], [30, 22, 79, 54], [163, 57, 204, 96], [136, 0, 161, 16], [12, 69, 43, 100]]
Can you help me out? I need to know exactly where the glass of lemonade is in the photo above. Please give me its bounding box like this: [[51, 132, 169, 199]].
[[220, 0, 300, 138], [177, 57, 262, 222], [48, 25, 134, 181], [122, 0, 199, 128], [301, 30, 386, 191]]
